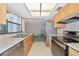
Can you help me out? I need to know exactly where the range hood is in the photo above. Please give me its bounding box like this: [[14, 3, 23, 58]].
[[58, 17, 79, 24]]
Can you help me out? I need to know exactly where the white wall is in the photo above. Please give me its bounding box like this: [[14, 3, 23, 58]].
[[25, 18, 45, 36], [24, 16, 58, 36], [22, 19, 26, 33], [45, 22, 57, 46], [46, 22, 57, 35]]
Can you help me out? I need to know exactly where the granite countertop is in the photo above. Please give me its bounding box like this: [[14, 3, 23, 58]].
[[49, 34, 62, 36], [0, 33, 32, 55], [0, 38, 24, 54], [66, 43, 79, 52], [50, 34, 79, 52]]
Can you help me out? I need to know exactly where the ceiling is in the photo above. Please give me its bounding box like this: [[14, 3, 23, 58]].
[[26, 3, 57, 17], [7, 3, 31, 18], [7, 3, 66, 19]]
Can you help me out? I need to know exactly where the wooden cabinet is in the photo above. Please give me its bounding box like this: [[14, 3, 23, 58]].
[[0, 3, 6, 24], [54, 16, 64, 28], [69, 47, 79, 56], [23, 33, 34, 56], [54, 3, 79, 28]]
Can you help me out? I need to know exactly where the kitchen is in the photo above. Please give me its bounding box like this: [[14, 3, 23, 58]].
[[49, 3, 79, 56], [0, 3, 79, 56]]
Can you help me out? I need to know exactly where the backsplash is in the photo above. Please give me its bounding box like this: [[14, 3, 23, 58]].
[[57, 28, 64, 36], [64, 21, 79, 31]]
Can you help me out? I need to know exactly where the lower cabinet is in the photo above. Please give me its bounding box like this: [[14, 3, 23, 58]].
[[51, 37, 66, 56], [51, 40, 65, 56], [2, 43, 23, 56], [23, 33, 34, 55], [69, 47, 79, 56]]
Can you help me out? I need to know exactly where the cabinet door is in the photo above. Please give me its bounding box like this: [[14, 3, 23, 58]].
[[54, 4, 71, 28], [54, 15, 64, 28], [0, 3, 6, 24], [70, 3, 79, 13], [23, 38, 30, 55], [54, 3, 79, 28], [69, 47, 79, 56], [23, 34, 34, 55]]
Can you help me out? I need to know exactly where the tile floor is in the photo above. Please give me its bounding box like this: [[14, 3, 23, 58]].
[[28, 42, 52, 56], [34, 36, 44, 42]]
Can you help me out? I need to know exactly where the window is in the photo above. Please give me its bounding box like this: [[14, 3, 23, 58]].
[[7, 13, 22, 33], [0, 13, 22, 34], [8, 23, 21, 32]]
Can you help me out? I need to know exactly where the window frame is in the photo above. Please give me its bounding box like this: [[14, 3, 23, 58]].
[[7, 19, 22, 33], [0, 14, 22, 34]]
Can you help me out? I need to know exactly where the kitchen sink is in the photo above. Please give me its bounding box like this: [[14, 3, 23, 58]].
[[11, 34, 27, 38]]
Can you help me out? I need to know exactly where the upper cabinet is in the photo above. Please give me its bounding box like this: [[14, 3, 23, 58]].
[[54, 3, 79, 28], [0, 3, 6, 24]]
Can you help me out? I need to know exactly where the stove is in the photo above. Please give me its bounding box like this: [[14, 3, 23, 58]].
[[52, 36, 79, 44]]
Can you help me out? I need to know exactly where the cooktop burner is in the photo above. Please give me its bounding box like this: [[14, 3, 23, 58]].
[[52, 36, 79, 43], [63, 37, 79, 43]]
